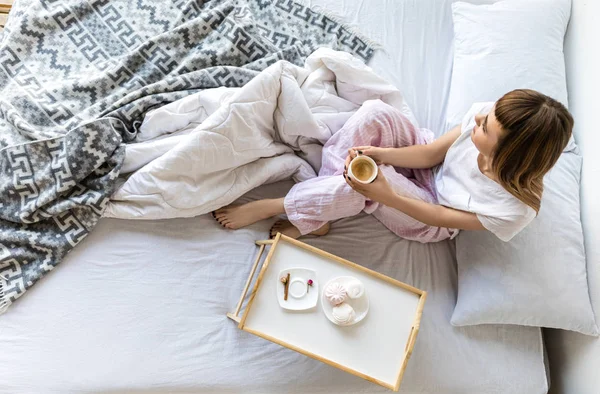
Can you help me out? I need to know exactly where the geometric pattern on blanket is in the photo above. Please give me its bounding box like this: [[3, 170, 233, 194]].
[[0, 0, 375, 314]]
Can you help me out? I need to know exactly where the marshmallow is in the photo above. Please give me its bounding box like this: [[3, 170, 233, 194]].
[[332, 302, 356, 325], [346, 279, 365, 299], [325, 282, 347, 305]]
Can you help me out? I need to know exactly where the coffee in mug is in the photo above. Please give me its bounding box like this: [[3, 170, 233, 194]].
[[348, 155, 378, 184]]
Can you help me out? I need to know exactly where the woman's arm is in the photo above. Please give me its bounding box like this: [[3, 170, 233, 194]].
[[381, 193, 484, 230], [344, 167, 485, 231], [351, 125, 461, 169]]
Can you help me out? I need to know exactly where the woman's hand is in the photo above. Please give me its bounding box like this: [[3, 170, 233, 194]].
[[344, 146, 385, 175], [344, 169, 396, 205], [346, 146, 384, 166]]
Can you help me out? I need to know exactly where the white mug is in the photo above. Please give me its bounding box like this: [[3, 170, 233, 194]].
[[348, 155, 378, 184]]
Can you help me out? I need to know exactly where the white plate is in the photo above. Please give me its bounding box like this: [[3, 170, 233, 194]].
[[321, 276, 369, 326], [277, 268, 318, 311]]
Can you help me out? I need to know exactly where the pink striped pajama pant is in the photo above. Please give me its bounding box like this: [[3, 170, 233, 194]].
[[283, 100, 455, 243]]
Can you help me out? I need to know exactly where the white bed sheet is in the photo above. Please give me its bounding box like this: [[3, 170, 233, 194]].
[[0, 183, 547, 394], [0, 1, 548, 393]]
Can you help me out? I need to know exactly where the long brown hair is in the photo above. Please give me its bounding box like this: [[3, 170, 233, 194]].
[[493, 89, 573, 213]]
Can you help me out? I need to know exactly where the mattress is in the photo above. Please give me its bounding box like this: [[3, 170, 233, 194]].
[[0, 0, 548, 393]]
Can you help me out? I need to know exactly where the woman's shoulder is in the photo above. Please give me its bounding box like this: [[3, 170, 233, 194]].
[[475, 192, 536, 242], [482, 181, 535, 217]]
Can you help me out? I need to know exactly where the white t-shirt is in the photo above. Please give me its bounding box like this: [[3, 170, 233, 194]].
[[435, 102, 536, 242]]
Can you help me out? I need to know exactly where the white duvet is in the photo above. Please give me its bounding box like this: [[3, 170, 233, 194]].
[[104, 48, 416, 219]]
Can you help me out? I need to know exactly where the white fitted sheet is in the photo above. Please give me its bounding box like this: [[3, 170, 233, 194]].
[[0, 1, 548, 393], [0, 182, 547, 394]]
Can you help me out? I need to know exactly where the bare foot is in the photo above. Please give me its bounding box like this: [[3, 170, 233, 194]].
[[269, 220, 330, 239], [213, 199, 285, 230]]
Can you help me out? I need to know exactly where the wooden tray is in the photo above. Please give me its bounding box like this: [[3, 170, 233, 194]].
[[0, 1, 12, 32], [228, 234, 426, 391]]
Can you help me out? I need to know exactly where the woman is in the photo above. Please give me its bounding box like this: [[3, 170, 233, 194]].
[[212, 89, 573, 242]]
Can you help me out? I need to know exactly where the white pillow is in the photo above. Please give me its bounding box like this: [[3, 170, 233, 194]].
[[452, 150, 598, 336], [447, 0, 572, 152], [448, 0, 598, 335]]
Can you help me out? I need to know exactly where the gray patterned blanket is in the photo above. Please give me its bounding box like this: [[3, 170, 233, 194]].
[[0, 0, 375, 314]]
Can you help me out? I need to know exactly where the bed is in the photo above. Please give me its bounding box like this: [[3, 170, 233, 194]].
[[0, 1, 551, 393], [0, 184, 548, 394]]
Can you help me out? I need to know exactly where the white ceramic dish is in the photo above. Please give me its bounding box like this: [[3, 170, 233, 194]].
[[277, 268, 318, 311], [321, 276, 369, 326]]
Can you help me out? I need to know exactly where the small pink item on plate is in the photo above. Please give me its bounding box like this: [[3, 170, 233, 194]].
[[332, 302, 356, 326], [324, 282, 347, 305]]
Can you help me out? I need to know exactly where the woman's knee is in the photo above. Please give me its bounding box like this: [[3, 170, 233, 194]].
[[360, 100, 406, 124]]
